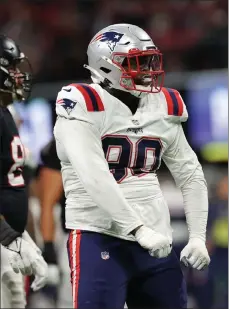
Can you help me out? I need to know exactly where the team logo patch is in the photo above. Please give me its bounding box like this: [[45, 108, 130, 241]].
[[101, 251, 110, 260], [56, 98, 76, 114], [91, 31, 124, 51]]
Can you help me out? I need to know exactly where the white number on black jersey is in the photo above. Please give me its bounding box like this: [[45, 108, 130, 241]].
[[8, 136, 25, 187]]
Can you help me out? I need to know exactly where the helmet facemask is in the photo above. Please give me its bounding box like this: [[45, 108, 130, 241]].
[[0, 52, 32, 102], [112, 49, 164, 94]]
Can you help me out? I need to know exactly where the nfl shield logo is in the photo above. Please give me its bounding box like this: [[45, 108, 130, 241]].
[[101, 251, 110, 260]]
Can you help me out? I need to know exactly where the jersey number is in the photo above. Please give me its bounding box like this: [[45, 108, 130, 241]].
[[102, 135, 162, 183], [8, 136, 25, 187]]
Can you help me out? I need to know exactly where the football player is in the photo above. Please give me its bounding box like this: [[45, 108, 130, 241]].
[[37, 138, 72, 307], [0, 35, 48, 308], [54, 24, 210, 309]]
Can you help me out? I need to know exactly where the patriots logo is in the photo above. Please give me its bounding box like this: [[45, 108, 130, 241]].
[[91, 31, 124, 51], [56, 98, 76, 114]]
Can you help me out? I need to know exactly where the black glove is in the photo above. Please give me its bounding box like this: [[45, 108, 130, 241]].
[[42, 242, 58, 265]]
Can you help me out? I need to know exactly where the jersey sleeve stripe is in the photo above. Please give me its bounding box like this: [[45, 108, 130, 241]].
[[87, 85, 104, 111], [173, 89, 183, 116], [162, 87, 174, 115], [167, 88, 179, 115], [70, 83, 104, 112], [70, 84, 94, 111], [162, 87, 183, 116], [78, 84, 99, 111]]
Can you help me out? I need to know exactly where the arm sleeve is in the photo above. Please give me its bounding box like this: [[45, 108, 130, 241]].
[[54, 107, 143, 236], [163, 125, 208, 242]]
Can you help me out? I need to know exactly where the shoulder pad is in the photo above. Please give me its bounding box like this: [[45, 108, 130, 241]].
[[161, 87, 188, 122], [56, 83, 104, 116], [70, 83, 104, 112]]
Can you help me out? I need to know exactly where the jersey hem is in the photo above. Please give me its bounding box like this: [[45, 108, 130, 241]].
[[65, 225, 136, 242]]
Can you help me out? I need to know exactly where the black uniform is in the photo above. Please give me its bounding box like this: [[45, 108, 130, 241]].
[[38, 138, 66, 232], [0, 106, 28, 233], [0, 34, 32, 246]]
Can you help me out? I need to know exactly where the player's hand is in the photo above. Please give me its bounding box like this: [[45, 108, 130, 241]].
[[30, 254, 49, 291], [6, 235, 48, 290], [180, 238, 210, 270], [134, 226, 171, 258], [21, 230, 49, 290], [7, 237, 40, 275]]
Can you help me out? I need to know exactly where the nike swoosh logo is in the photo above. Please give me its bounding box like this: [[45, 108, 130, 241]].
[[63, 88, 71, 92]]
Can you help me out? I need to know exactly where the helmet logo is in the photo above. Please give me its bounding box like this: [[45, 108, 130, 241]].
[[91, 31, 124, 52]]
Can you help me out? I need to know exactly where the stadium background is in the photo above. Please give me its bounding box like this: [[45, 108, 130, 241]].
[[0, 0, 227, 308]]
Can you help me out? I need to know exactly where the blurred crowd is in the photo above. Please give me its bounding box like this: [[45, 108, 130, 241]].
[[0, 0, 227, 82]]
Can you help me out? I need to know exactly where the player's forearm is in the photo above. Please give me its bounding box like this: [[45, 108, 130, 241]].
[[38, 168, 63, 242], [163, 126, 209, 242], [181, 174, 208, 242], [39, 195, 58, 264], [40, 205, 56, 242], [40, 194, 59, 241], [81, 172, 143, 235]]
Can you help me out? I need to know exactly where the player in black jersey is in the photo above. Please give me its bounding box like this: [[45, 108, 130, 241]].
[[0, 35, 48, 307], [36, 138, 72, 307]]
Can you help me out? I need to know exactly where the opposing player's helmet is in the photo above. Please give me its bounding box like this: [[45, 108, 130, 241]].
[[85, 24, 164, 96], [0, 35, 32, 102]]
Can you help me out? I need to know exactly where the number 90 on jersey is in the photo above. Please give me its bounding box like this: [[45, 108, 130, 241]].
[[102, 135, 162, 183]]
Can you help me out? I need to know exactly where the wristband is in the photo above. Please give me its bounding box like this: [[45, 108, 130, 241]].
[[43, 242, 58, 264]]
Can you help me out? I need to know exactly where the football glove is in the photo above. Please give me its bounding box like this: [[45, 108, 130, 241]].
[[6, 232, 48, 291], [1, 244, 27, 308], [30, 255, 49, 291], [180, 238, 210, 270], [134, 226, 172, 258], [7, 237, 39, 275], [22, 231, 49, 291]]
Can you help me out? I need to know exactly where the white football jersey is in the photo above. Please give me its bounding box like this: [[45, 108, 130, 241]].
[[54, 83, 208, 242]]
